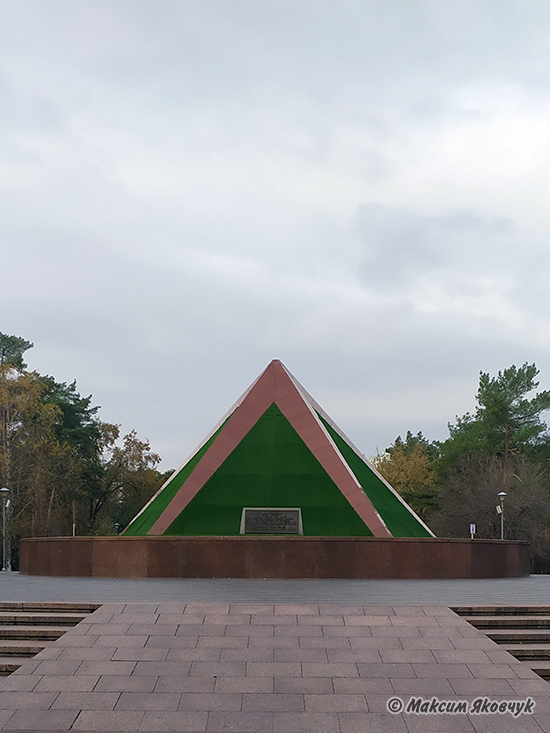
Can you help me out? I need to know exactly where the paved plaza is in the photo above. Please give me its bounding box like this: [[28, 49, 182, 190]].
[[1, 574, 550, 731]]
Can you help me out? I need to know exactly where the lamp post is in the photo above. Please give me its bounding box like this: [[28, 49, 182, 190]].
[[497, 491, 507, 540], [0, 488, 9, 571]]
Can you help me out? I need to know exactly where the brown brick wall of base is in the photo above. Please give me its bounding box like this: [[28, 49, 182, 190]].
[[18, 536, 530, 579]]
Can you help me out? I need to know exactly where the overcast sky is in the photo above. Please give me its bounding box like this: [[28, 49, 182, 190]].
[[3, 0, 550, 469]]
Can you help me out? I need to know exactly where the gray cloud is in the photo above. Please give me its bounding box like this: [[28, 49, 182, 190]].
[[2, 1, 550, 467]]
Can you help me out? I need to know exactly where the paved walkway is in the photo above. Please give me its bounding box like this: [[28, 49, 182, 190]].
[[1, 600, 550, 732], [3, 572, 550, 604]]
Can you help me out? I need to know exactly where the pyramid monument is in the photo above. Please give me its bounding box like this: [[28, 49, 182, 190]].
[[124, 360, 434, 538]]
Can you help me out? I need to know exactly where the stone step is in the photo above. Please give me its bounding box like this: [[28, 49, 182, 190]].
[[503, 644, 550, 661], [0, 658, 22, 676], [453, 605, 550, 616], [523, 661, 550, 680], [0, 602, 100, 613], [0, 625, 69, 640], [462, 615, 550, 629], [487, 629, 550, 644], [0, 613, 87, 626], [0, 639, 50, 656]]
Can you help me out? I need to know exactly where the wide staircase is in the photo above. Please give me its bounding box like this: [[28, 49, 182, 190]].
[[453, 605, 550, 682], [0, 602, 100, 676]]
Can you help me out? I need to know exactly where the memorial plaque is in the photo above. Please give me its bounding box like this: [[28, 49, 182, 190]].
[[241, 508, 302, 535]]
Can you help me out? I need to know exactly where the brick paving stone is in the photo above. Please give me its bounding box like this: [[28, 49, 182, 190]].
[[404, 714, 476, 732], [52, 691, 120, 710], [34, 675, 100, 692], [247, 662, 302, 677], [390, 676, 456, 694], [166, 647, 221, 661], [189, 661, 245, 677], [0, 676, 40, 692], [1, 709, 78, 730], [274, 648, 328, 663], [32, 659, 82, 675], [338, 711, 408, 732], [319, 604, 365, 615], [432, 649, 492, 664], [448, 677, 515, 695], [0, 691, 59, 709], [50, 634, 99, 648], [484, 647, 524, 663], [146, 634, 199, 648], [215, 677, 273, 693], [0, 711, 13, 729], [112, 646, 169, 661], [274, 711, 339, 732], [127, 623, 178, 635], [248, 636, 299, 649], [133, 661, 192, 676], [154, 603, 186, 614], [401, 636, 454, 649], [275, 624, 323, 636], [323, 625, 374, 637], [360, 605, 397, 615], [327, 649, 382, 663], [221, 647, 273, 662], [300, 614, 343, 625], [178, 693, 242, 712], [154, 676, 216, 693], [370, 626, 421, 637], [76, 660, 136, 675], [184, 603, 230, 614], [115, 692, 182, 711], [139, 710, 207, 731], [226, 624, 274, 637], [85, 623, 131, 635], [391, 615, 441, 626], [302, 662, 358, 677], [230, 603, 275, 615], [350, 636, 402, 649], [95, 675, 158, 692], [412, 662, 473, 678], [343, 615, 390, 626], [380, 649, 436, 663], [508, 678, 550, 695], [94, 634, 148, 648], [204, 613, 251, 625], [357, 663, 416, 678], [464, 713, 543, 732], [159, 613, 204, 625], [242, 692, 304, 712], [73, 709, 145, 731], [58, 647, 116, 661], [466, 663, 519, 679], [274, 604, 319, 615], [175, 624, 226, 636], [305, 693, 368, 712], [206, 710, 274, 731], [299, 636, 350, 649], [196, 635, 247, 648], [274, 678, 333, 694], [252, 613, 294, 625], [333, 678, 393, 694]]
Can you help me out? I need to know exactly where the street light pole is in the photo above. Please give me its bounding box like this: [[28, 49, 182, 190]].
[[0, 488, 9, 571], [497, 491, 507, 540]]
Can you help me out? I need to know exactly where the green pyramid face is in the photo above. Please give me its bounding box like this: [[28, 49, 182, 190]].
[[123, 360, 434, 538], [164, 404, 373, 536]]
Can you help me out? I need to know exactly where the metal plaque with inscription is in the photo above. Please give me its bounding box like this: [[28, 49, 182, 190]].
[[240, 508, 303, 535]]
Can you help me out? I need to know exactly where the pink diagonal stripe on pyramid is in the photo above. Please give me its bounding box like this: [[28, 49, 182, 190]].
[[148, 360, 389, 536]]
